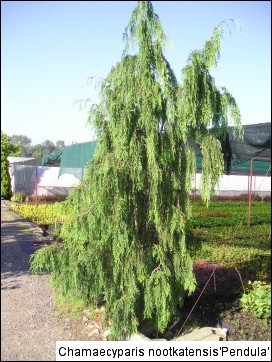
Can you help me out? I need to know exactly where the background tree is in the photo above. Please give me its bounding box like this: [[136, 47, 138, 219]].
[[31, 144, 44, 158], [9, 135, 66, 157], [41, 140, 55, 155], [55, 140, 65, 150], [1, 131, 13, 199], [9, 134, 32, 156], [31, 1, 242, 340]]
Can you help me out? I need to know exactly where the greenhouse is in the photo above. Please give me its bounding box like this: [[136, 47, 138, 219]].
[[8, 123, 271, 199]]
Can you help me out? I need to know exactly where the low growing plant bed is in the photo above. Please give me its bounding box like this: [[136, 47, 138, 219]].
[[9, 199, 271, 340]]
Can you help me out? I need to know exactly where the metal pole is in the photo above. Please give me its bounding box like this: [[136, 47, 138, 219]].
[[13, 173, 16, 197], [194, 172, 197, 200], [35, 166, 38, 207], [248, 158, 253, 226], [247, 175, 249, 200]]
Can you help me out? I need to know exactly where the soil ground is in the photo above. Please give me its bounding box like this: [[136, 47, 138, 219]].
[[1, 203, 105, 361]]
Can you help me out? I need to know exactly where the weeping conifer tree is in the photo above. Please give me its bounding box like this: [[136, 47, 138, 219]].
[[31, 1, 242, 340]]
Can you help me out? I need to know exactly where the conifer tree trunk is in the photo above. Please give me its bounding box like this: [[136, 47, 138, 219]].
[[31, 1, 242, 340]]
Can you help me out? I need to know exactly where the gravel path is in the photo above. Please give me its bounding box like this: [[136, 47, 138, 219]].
[[1, 203, 99, 361]]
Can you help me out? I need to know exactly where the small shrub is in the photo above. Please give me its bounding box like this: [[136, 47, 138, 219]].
[[9, 202, 66, 225], [11, 192, 26, 202], [240, 281, 271, 320]]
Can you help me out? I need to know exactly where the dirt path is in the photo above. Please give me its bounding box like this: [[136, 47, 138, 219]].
[[1, 203, 102, 361]]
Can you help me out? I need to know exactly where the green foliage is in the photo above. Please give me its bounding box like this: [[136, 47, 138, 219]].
[[54, 295, 86, 320], [55, 140, 65, 150], [30, 242, 63, 274], [9, 134, 31, 156], [8, 134, 66, 157], [190, 200, 271, 281], [30, 1, 242, 340], [9, 203, 66, 225], [11, 192, 26, 202], [189, 200, 271, 228], [12, 198, 269, 283], [240, 281, 271, 320], [1, 131, 12, 200]]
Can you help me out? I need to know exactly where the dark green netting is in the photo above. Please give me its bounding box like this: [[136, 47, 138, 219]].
[[42, 150, 62, 166], [191, 123, 271, 174], [195, 156, 271, 175], [228, 123, 271, 165]]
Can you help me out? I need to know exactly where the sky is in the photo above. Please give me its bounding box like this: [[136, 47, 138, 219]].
[[1, 1, 271, 146]]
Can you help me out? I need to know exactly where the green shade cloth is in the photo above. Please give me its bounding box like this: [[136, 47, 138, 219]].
[[58, 141, 97, 179], [228, 123, 271, 165], [42, 150, 62, 166]]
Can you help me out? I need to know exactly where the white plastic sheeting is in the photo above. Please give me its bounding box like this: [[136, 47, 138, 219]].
[[30, 166, 80, 197], [192, 173, 271, 197], [8, 157, 271, 197], [8, 161, 80, 197]]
